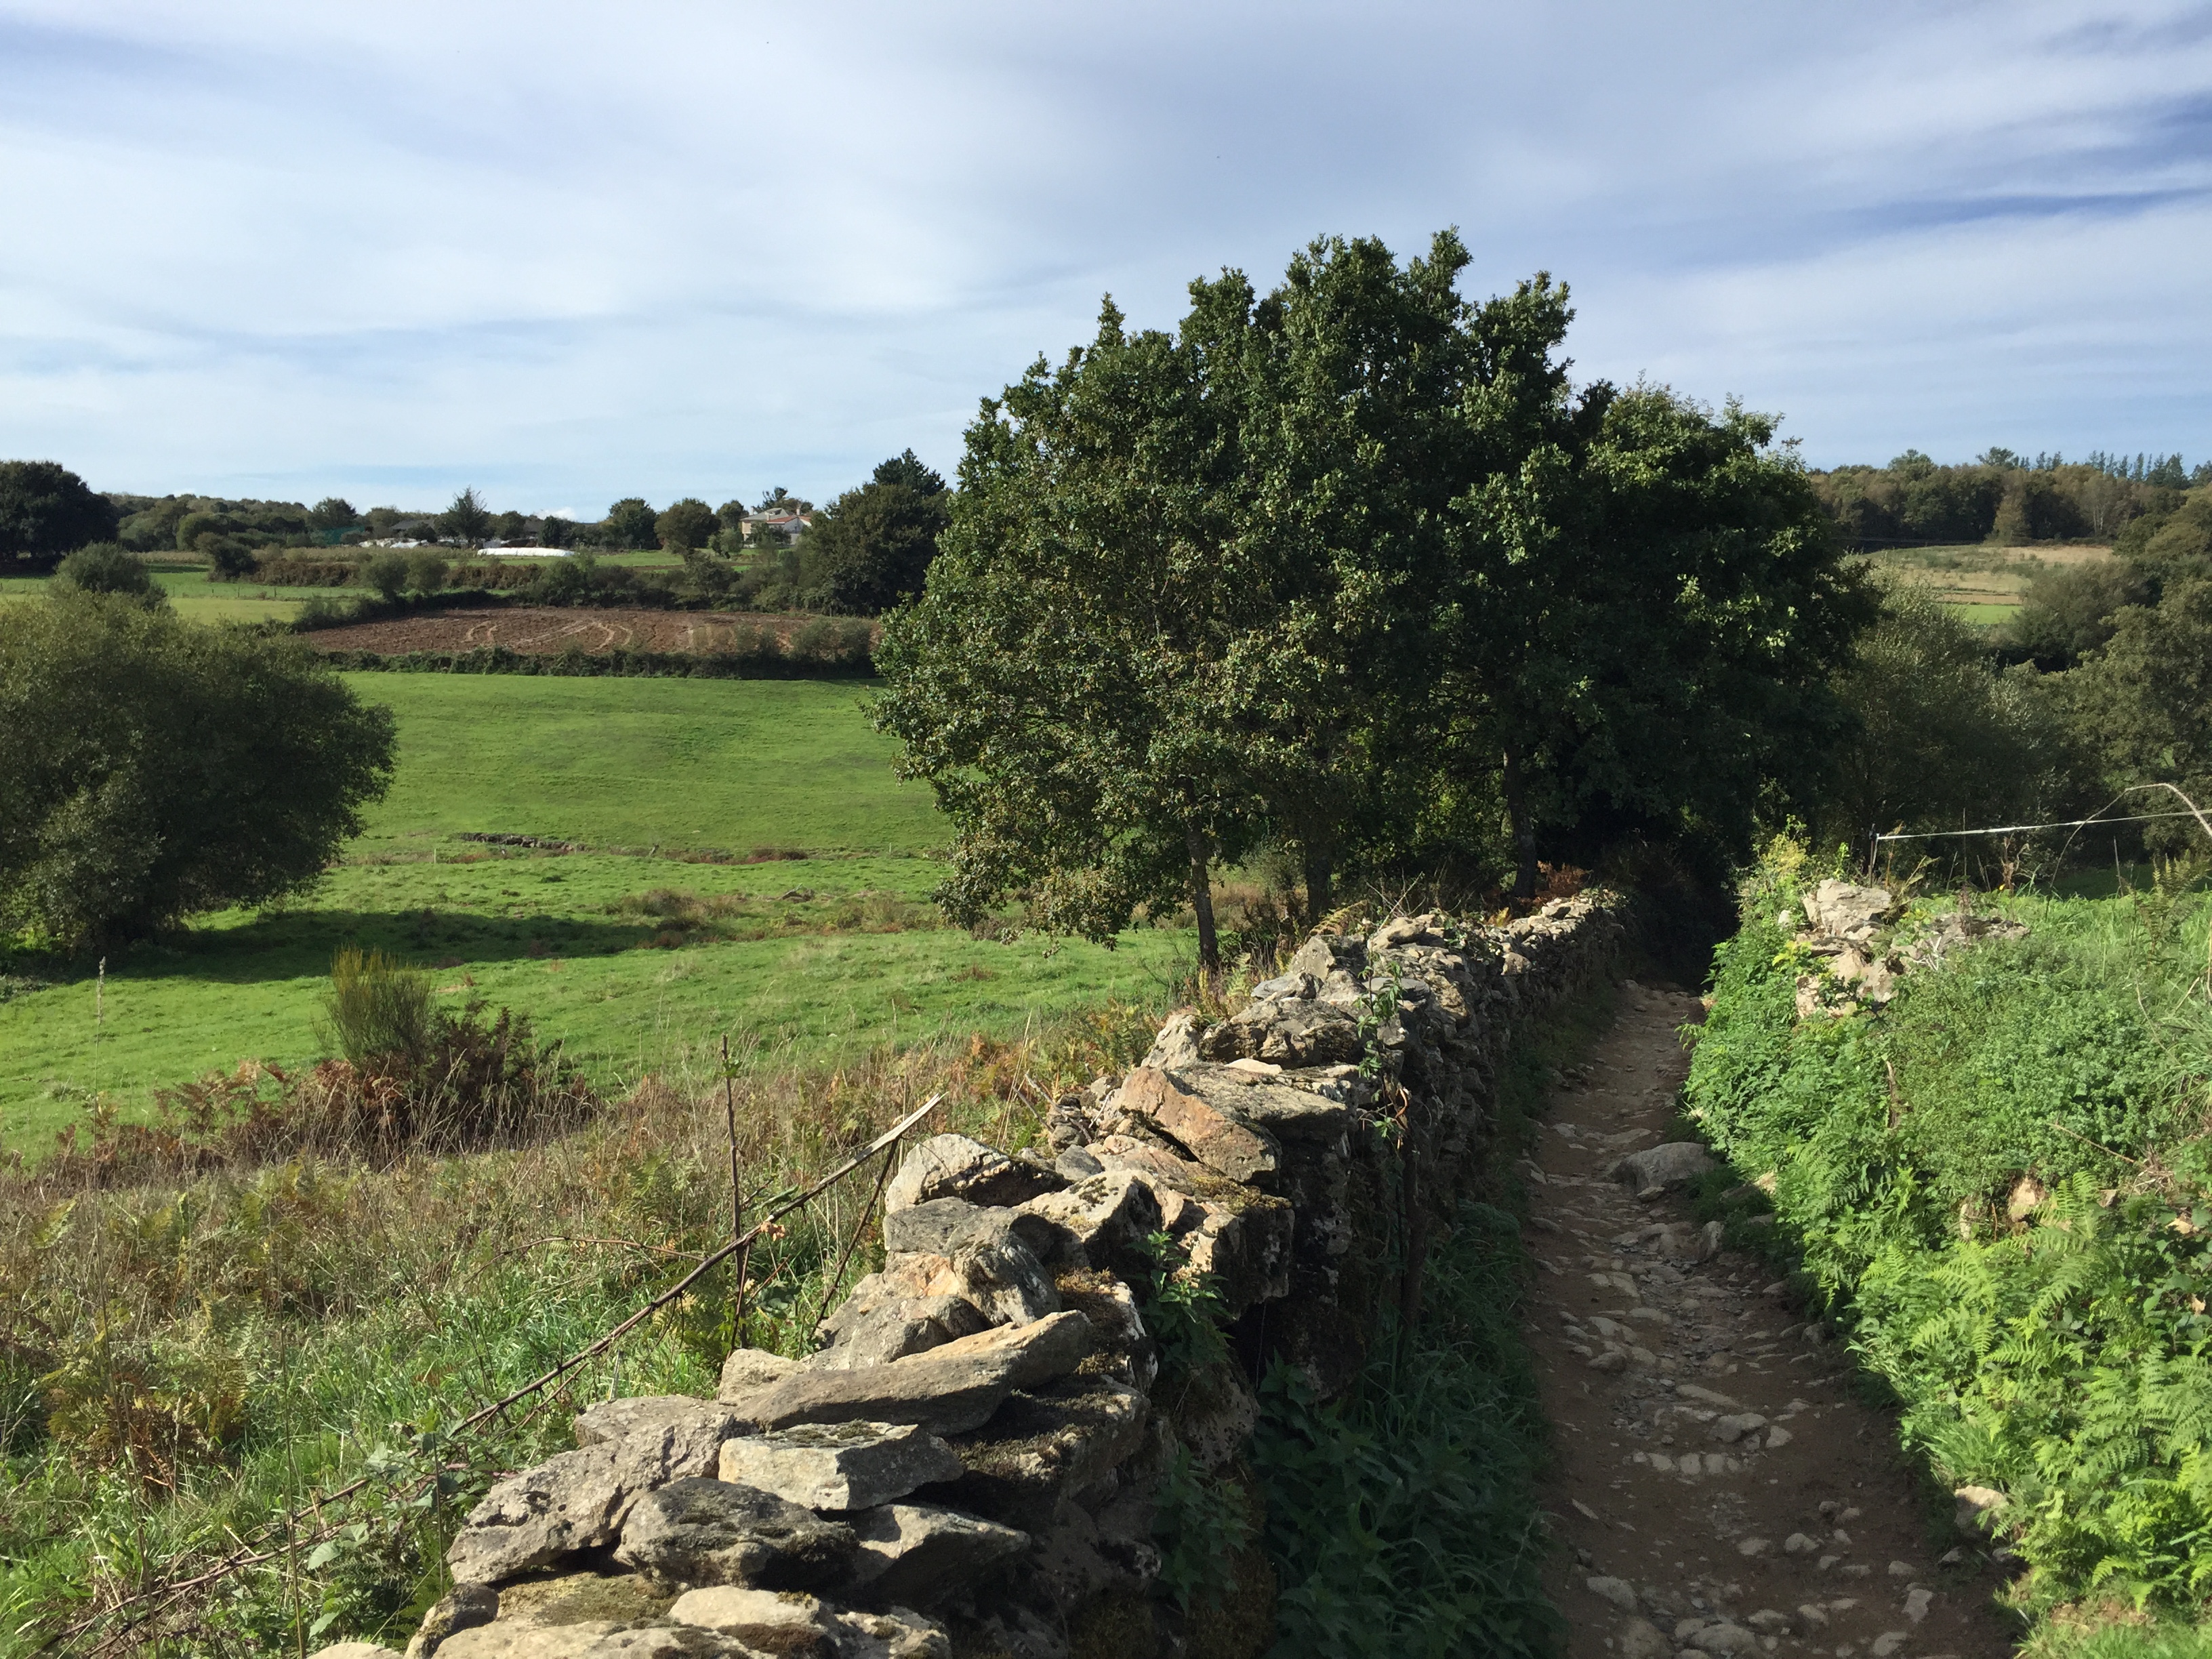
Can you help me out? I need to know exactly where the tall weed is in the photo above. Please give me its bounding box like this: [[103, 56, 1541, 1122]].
[[321, 947, 434, 1065]]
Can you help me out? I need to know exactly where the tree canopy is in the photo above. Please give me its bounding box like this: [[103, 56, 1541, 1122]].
[[872, 449, 947, 495], [0, 461, 119, 573], [1443, 370, 1872, 893], [800, 476, 951, 615], [655, 497, 718, 552], [876, 231, 1874, 972], [0, 597, 397, 946], [873, 296, 1260, 979], [602, 497, 657, 549]]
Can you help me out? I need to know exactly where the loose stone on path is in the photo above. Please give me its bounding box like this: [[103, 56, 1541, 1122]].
[[1528, 981, 2012, 1659]]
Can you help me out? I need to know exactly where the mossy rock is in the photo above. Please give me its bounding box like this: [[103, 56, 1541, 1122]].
[[492, 1567, 676, 1629]]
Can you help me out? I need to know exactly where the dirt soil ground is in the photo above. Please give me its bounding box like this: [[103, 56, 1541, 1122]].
[[302, 607, 830, 655], [1529, 982, 2020, 1659]]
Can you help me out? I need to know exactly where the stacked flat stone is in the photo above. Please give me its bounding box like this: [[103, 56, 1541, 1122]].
[[330, 897, 1620, 1659]]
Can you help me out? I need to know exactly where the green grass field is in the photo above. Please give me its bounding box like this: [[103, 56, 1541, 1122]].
[[1946, 600, 2019, 623], [1869, 539, 2112, 626], [352, 674, 937, 853], [0, 674, 1192, 1155], [0, 562, 317, 623]]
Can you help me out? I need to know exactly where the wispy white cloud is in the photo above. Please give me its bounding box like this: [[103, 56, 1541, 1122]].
[[0, 0, 2207, 508]]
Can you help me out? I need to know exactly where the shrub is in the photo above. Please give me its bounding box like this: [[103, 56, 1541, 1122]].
[[362, 551, 409, 600], [405, 550, 449, 594], [257, 552, 363, 587], [0, 596, 396, 945], [45, 994, 598, 1182], [294, 592, 361, 630], [207, 539, 259, 580], [321, 948, 436, 1065], [787, 615, 874, 666], [50, 541, 161, 605], [679, 546, 738, 605], [301, 999, 598, 1157]]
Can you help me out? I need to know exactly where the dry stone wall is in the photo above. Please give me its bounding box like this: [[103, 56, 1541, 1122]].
[[329, 894, 1622, 1659]]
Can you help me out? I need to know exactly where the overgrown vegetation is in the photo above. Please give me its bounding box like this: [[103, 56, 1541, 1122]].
[[1252, 983, 1614, 1657], [0, 1000, 1168, 1655], [1685, 838, 2212, 1644]]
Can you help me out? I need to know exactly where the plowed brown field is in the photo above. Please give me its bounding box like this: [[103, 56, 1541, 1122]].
[[302, 607, 826, 656]]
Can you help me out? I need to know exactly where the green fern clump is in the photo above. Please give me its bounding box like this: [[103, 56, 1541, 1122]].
[[1687, 842, 2212, 1620]]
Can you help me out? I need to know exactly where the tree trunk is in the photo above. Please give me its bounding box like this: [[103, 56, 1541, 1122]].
[[1502, 745, 1539, 901], [1186, 821, 1222, 996], [1302, 844, 1334, 930]]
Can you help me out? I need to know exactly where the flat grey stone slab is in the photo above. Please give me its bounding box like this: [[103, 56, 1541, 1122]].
[[716, 1421, 962, 1511], [719, 1312, 1093, 1436], [614, 1477, 856, 1591]]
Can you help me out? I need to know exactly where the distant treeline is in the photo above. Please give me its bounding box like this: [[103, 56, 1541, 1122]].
[[1813, 449, 2210, 549], [1, 453, 952, 619]]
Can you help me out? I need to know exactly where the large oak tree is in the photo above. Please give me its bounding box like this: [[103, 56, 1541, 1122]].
[[878, 232, 1874, 979], [873, 298, 1260, 983]]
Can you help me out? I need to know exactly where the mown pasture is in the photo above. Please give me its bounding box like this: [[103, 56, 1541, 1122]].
[[0, 672, 1192, 1153]]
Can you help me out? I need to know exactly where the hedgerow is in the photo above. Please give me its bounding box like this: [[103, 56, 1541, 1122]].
[[1685, 842, 2212, 1619]]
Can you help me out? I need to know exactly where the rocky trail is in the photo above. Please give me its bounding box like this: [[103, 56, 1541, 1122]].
[[1527, 981, 2017, 1659]]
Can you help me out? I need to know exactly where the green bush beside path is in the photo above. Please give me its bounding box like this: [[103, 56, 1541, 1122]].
[[1685, 844, 2212, 1647]]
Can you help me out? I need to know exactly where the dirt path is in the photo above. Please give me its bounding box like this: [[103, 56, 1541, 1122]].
[[1525, 980, 2016, 1659]]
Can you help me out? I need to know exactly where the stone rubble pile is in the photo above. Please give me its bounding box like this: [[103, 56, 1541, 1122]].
[[1788, 880, 2026, 1017], [319, 895, 1620, 1659]]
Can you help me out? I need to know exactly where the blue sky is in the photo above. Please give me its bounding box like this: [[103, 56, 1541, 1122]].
[[1, 0, 2208, 514]]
